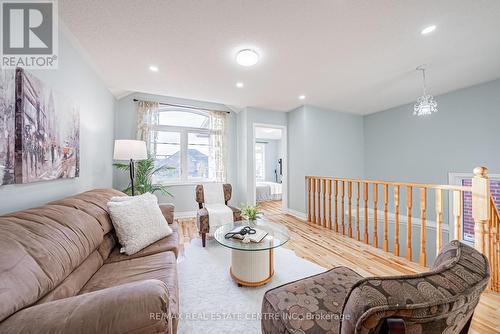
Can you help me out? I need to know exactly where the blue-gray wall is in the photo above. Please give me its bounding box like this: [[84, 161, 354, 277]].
[[287, 105, 365, 213], [364, 78, 500, 184], [237, 107, 288, 205], [114, 92, 238, 213], [0, 31, 116, 214]]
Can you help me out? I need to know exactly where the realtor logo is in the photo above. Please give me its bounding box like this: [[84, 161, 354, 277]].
[[1, 0, 58, 69]]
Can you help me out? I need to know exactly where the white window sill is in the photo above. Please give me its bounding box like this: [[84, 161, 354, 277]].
[[157, 180, 217, 186]]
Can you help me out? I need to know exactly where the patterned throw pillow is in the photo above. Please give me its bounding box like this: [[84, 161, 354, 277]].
[[107, 193, 173, 255]]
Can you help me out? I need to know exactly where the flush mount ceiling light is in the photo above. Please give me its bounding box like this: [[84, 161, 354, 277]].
[[149, 65, 159, 72], [298, 95, 306, 100], [236, 49, 259, 67], [236, 82, 244, 88], [414, 65, 438, 117], [421, 25, 436, 35]]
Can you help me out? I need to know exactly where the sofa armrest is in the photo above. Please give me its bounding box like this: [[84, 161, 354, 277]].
[[160, 203, 175, 224], [0, 279, 172, 334]]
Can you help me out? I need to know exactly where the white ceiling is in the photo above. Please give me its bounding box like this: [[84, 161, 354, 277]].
[[60, 0, 500, 115], [255, 127, 282, 140]]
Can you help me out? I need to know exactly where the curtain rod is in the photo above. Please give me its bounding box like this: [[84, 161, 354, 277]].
[[133, 99, 231, 114]]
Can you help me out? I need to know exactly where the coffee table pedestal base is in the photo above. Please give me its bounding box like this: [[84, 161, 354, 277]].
[[230, 248, 274, 287]]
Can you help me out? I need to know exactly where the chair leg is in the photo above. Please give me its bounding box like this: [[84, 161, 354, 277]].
[[381, 318, 406, 334], [201, 233, 206, 247], [460, 313, 474, 334]]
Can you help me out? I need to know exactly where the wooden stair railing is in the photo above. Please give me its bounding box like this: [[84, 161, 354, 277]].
[[305, 167, 499, 293], [489, 194, 500, 292]]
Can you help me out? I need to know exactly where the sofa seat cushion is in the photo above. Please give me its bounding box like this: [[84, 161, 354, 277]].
[[106, 221, 180, 263], [80, 251, 179, 328], [262, 267, 363, 334], [0, 205, 104, 322]]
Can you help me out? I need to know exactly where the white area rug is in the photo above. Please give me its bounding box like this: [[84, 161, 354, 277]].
[[177, 239, 326, 334]]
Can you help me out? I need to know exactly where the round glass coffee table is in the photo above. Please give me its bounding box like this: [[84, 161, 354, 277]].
[[214, 219, 290, 287]]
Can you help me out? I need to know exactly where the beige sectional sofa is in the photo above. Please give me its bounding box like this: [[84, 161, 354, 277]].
[[0, 189, 179, 334]]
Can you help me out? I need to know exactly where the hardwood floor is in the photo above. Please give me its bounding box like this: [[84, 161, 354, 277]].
[[177, 200, 500, 334]]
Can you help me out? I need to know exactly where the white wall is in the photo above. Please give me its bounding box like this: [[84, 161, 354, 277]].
[[0, 30, 116, 214], [114, 92, 239, 213]]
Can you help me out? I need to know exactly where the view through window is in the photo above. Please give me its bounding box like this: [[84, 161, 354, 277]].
[[151, 107, 210, 183]]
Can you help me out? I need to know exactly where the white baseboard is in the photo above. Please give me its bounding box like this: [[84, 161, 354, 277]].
[[284, 208, 307, 221], [174, 211, 197, 219]]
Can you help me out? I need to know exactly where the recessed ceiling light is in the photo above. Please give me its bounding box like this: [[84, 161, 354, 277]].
[[149, 65, 159, 72], [236, 49, 259, 67], [236, 82, 244, 88], [421, 25, 436, 35], [298, 95, 306, 100]]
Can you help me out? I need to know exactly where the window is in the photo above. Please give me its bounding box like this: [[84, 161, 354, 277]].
[[255, 143, 266, 181], [151, 107, 211, 183], [449, 172, 500, 244]]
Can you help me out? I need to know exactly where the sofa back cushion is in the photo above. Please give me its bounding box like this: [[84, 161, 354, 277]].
[[341, 241, 490, 334], [0, 205, 103, 322], [49, 188, 125, 235]]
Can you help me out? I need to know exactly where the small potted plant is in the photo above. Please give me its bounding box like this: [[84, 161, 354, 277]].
[[240, 204, 261, 222]]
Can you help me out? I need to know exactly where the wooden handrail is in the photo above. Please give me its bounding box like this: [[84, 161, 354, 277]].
[[307, 176, 470, 192], [305, 168, 499, 293]]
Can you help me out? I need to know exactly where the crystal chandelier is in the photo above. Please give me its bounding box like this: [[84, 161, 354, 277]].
[[413, 65, 438, 116]]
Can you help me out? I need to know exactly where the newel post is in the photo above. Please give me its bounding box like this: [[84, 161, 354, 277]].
[[472, 167, 490, 260]]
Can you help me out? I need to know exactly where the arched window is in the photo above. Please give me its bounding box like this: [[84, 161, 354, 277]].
[[151, 107, 210, 183]]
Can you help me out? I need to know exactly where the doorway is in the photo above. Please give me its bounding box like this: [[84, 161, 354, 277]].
[[252, 124, 287, 210]]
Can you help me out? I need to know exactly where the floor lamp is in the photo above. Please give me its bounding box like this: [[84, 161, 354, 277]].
[[113, 140, 147, 196]]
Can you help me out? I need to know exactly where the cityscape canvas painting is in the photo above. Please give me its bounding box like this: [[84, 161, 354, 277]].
[[0, 68, 80, 185]]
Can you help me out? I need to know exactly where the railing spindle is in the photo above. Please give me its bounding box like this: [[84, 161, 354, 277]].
[[356, 182, 360, 241], [394, 185, 400, 256], [383, 184, 389, 252], [373, 184, 379, 248], [348, 181, 353, 238], [341, 181, 345, 235], [312, 177, 316, 224], [406, 186, 413, 261], [364, 182, 369, 244], [307, 177, 311, 223], [317, 178, 321, 225], [328, 179, 332, 229], [334, 180, 338, 232], [453, 190, 462, 240], [322, 179, 327, 227], [435, 189, 443, 255], [420, 187, 427, 267]]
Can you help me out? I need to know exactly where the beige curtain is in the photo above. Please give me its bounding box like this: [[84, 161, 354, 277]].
[[136, 100, 160, 156], [208, 111, 227, 182]]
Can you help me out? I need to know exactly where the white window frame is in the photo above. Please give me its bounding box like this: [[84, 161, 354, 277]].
[[255, 142, 266, 181], [151, 108, 210, 185], [448, 172, 500, 245]]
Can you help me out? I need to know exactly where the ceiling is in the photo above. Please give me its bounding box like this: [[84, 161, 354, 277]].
[[60, 0, 500, 115], [255, 127, 282, 140]]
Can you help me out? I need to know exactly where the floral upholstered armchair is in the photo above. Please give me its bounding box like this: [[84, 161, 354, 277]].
[[195, 184, 241, 247], [261, 240, 490, 334]]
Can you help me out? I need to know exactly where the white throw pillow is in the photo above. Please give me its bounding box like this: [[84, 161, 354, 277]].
[[107, 193, 173, 255]]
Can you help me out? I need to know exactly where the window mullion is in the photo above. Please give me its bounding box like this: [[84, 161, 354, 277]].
[[181, 130, 188, 181]]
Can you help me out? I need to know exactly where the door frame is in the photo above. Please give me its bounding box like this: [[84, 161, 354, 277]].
[[251, 123, 288, 210]]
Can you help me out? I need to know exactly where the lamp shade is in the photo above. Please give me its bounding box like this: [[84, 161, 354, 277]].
[[113, 140, 148, 160]]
